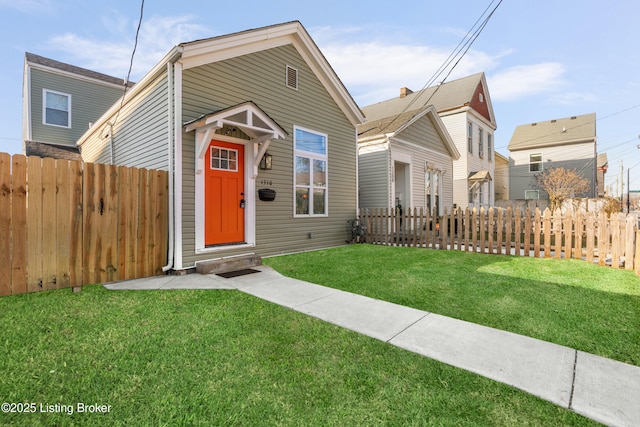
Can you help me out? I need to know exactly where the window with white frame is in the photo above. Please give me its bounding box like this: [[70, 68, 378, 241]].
[[425, 171, 432, 213], [478, 128, 484, 158], [294, 127, 327, 216], [434, 172, 441, 215], [487, 133, 493, 162], [525, 190, 540, 200], [425, 170, 443, 215], [43, 89, 71, 128], [529, 153, 543, 172], [467, 122, 473, 154], [478, 183, 484, 204]]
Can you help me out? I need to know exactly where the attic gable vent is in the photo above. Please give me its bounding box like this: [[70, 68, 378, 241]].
[[286, 65, 298, 90]]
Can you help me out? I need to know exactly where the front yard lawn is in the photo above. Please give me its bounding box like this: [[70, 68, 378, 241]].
[[0, 282, 596, 425], [264, 244, 640, 367]]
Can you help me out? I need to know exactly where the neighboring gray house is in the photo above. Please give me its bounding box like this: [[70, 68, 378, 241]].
[[22, 52, 131, 160], [76, 21, 364, 272], [508, 113, 598, 200], [362, 72, 497, 210], [357, 105, 460, 215]]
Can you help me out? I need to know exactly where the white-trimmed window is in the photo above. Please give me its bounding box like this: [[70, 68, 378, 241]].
[[478, 183, 484, 204], [294, 127, 327, 216], [467, 122, 473, 153], [478, 128, 484, 158], [426, 170, 442, 216], [425, 171, 431, 213], [529, 153, 543, 172], [210, 147, 237, 171], [43, 89, 71, 128], [525, 190, 540, 200], [487, 133, 493, 162]]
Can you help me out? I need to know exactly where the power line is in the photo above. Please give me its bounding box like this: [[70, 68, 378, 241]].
[[494, 103, 640, 152], [373, 0, 503, 135], [111, 0, 145, 130]]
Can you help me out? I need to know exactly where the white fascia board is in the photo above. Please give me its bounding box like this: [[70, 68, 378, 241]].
[[76, 46, 184, 147]]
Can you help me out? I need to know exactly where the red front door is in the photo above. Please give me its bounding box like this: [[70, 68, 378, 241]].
[[205, 140, 245, 246]]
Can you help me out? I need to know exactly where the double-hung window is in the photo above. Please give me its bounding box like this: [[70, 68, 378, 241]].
[[478, 128, 484, 158], [294, 127, 328, 216], [467, 122, 473, 154], [43, 89, 71, 128], [529, 153, 543, 172], [487, 133, 493, 162]]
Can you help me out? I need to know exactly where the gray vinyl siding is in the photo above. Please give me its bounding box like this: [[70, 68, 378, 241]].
[[509, 143, 597, 199], [358, 148, 389, 208], [396, 115, 450, 156], [392, 140, 454, 211], [80, 72, 170, 171], [29, 68, 124, 147], [180, 44, 357, 266]]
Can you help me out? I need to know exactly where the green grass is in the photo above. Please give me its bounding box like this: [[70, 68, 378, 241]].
[[264, 244, 640, 367], [0, 284, 597, 426]]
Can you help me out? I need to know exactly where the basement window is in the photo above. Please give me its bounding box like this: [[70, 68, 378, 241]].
[[286, 65, 298, 90]]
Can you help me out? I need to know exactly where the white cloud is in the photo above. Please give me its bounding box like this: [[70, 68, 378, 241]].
[[48, 14, 210, 81], [488, 63, 566, 102], [321, 41, 500, 106]]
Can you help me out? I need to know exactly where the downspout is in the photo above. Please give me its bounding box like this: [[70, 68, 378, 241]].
[[162, 57, 178, 272]]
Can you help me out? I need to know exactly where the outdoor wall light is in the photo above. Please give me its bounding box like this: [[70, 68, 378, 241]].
[[259, 152, 272, 170]]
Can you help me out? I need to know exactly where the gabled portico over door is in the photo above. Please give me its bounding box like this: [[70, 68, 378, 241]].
[[184, 101, 287, 253]]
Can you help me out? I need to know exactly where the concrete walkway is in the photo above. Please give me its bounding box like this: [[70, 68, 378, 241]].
[[105, 266, 640, 427]]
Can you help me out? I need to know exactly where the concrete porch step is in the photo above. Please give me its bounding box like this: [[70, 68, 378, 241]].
[[195, 254, 262, 275]]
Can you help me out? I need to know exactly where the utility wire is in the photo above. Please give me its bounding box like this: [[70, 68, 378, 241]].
[[111, 0, 145, 130], [371, 0, 503, 136]]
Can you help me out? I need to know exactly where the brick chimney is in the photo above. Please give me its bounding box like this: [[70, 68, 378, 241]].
[[400, 87, 413, 98]]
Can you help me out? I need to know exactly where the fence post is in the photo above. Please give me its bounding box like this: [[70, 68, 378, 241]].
[[626, 214, 636, 270], [542, 208, 551, 257], [610, 214, 621, 269], [0, 153, 11, 296], [496, 208, 503, 255], [11, 155, 28, 295], [514, 208, 522, 256], [635, 230, 640, 276], [523, 207, 531, 257], [487, 207, 494, 254], [505, 207, 512, 255], [573, 210, 583, 260], [597, 211, 608, 267], [533, 208, 541, 258]]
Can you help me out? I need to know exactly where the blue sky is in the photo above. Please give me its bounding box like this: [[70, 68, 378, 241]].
[[1, 0, 639, 194]]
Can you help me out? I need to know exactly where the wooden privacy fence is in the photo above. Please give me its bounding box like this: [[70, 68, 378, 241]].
[[0, 153, 169, 297], [358, 207, 638, 271]]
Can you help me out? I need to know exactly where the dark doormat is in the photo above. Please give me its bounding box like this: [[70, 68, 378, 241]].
[[216, 268, 261, 279]]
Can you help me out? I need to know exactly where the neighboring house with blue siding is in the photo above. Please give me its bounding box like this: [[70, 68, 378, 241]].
[[507, 113, 598, 200], [22, 52, 131, 160], [76, 21, 364, 272], [357, 105, 460, 216]]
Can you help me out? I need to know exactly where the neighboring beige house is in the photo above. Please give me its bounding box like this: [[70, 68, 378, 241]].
[[362, 72, 497, 210], [76, 21, 364, 272], [22, 52, 132, 160], [597, 153, 608, 197], [494, 152, 509, 201], [508, 113, 598, 200], [357, 105, 460, 215]]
